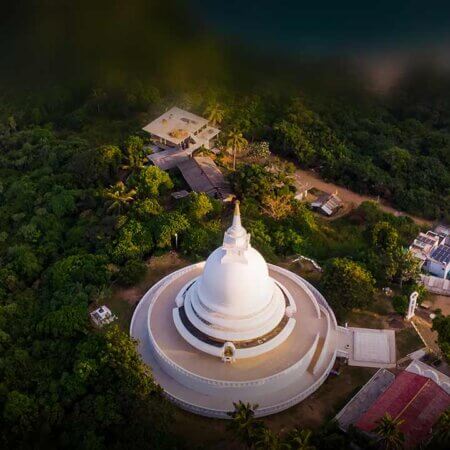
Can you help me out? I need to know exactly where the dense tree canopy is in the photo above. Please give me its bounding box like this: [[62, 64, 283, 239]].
[[432, 314, 450, 362], [321, 258, 376, 319], [0, 123, 184, 448]]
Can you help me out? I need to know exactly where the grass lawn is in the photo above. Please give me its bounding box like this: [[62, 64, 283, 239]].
[[426, 294, 450, 316], [279, 259, 322, 286], [104, 252, 191, 332], [104, 294, 135, 331], [265, 366, 376, 433], [396, 327, 424, 358], [347, 291, 400, 330], [347, 309, 384, 329]]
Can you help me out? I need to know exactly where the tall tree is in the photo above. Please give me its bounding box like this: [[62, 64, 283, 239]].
[[132, 165, 173, 198], [430, 408, 450, 448], [254, 427, 281, 450], [227, 401, 264, 449], [374, 413, 405, 450], [396, 249, 421, 288], [205, 102, 225, 126], [432, 313, 450, 361], [285, 428, 316, 450], [121, 136, 147, 173], [227, 130, 248, 170], [321, 258, 375, 318], [104, 181, 136, 214]]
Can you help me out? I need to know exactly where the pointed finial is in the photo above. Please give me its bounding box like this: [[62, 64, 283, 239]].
[[230, 200, 243, 232], [234, 200, 240, 216], [222, 199, 249, 252]]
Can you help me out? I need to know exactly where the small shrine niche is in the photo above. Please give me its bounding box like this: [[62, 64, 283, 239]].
[[221, 342, 236, 363]]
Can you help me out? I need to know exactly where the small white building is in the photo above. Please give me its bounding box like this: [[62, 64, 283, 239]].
[[409, 231, 441, 266], [409, 227, 450, 279], [90, 306, 116, 327], [427, 244, 450, 279], [143, 107, 220, 151]]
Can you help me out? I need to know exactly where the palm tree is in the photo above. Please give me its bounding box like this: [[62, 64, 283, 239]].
[[254, 426, 281, 450], [91, 88, 106, 113], [104, 181, 136, 214], [284, 428, 315, 450], [374, 413, 405, 450], [227, 130, 248, 170], [431, 408, 450, 447], [121, 152, 147, 173], [227, 401, 262, 448], [205, 102, 224, 126]]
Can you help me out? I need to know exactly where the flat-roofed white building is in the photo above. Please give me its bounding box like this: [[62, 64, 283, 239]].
[[427, 244, 450, 279], [90, 305, 116, 327], [143, 107, 220, 151], [409, 228, 450, 278], [409, 231, 441, 265]]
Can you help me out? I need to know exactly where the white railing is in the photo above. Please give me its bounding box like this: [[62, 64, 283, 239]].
[[161, 348, 339, 419], [302, 277, 339, 329], [143, 263, 324, 389], [131, 262, 339, 418], [268, 264, 321, 319], [313, 305, 331, 374]]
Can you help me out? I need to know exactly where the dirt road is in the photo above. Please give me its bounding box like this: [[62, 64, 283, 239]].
[[294, 169, 433, 227]]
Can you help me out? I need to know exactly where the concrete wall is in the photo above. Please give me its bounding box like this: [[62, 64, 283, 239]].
[[156, 309, 320, 397], [164, 349, 339, 419], [131, 262, 339, 419], [428, 260, 450, 279]]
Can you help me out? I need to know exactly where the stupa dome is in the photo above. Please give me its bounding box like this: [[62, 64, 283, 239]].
[[180, 202, 287, 343], [131, 193, 392, 419], [197, 245, 272, 317]]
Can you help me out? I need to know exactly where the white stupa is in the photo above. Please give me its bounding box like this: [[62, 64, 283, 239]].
[[174, 202, 291, 359], [131, 202, 396, 418]]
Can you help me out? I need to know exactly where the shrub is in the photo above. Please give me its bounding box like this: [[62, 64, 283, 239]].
[[117, 259, 147, 286], [392, 295, 408, 315], [321, 258, 376, 319]]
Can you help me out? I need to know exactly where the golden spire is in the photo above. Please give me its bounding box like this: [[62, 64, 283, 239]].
[[234, 200, 240, 216], [228, 200, 244, 236]]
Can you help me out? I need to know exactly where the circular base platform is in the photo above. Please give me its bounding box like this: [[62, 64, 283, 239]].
[[130, 263, 340, 418]]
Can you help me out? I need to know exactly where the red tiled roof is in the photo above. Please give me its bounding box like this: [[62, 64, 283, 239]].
[[356, 371, 450, 448]]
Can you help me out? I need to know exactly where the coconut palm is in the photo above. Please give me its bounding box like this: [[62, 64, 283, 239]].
[[374, 413, 405, 450], [205, 102, 225, 126], [431, 408, 450, 447], [254, 426, 281, 450], [284, 428, 315, 450], [227, 401, 262, 448], [121, 154, 147, 173], [90, 88, 106, 113], [104, 181, 136, 214], [121, 136, 147, 173], [227, 130, 248, 170]]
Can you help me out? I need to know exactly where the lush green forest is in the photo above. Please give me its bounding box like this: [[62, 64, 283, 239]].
[[1, 1, 450, 448], [0, 109, 426, 449]]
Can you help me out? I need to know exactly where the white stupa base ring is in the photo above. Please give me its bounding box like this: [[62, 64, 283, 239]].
[[172, 275, 296, 359], [130, 263, 343, 418]]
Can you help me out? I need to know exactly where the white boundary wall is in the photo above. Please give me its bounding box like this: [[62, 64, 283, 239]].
[[130, 263, 339, 418]]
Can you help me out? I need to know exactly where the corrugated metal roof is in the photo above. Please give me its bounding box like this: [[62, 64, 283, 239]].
[[177, 157, 232, 200], [356, 371, 450, 448]]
